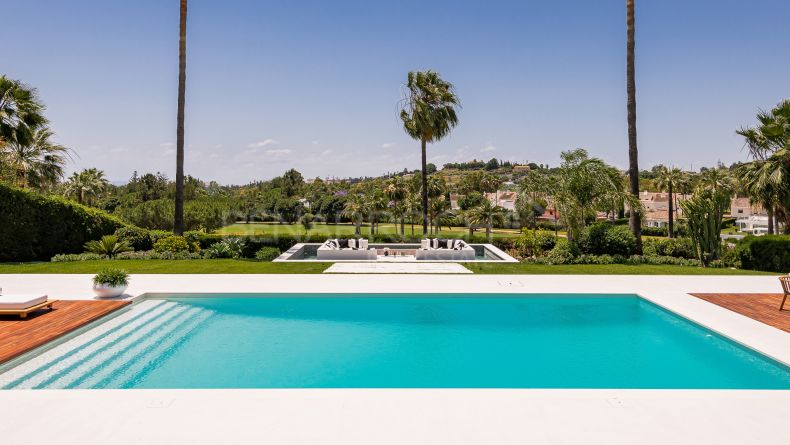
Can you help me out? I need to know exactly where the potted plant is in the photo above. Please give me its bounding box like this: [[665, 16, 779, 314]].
[[92, 268, 130, 298]]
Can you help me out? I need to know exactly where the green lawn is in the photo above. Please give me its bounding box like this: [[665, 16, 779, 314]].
[[0, 260, 772, 275], [216, 222, 524, 238], [0, 260, 330, 274], [465, 263, 773, 275]]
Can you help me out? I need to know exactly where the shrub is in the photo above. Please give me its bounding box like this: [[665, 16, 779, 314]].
[[153, 235, 191, 253], [92, 268, 129, 287], [51, 253, 107, 262], [204, 238, 247, 259], [514, 231, 557, 258], [577, 223, 636, 256], [524, 253, 705, 267], [114, 226, 154, 251], [84, 235, 133, 257], [254, 246, 281, 261], [0, 183, 125, 261], [115, 250, 203, 260], [736, 235, 790, 272], [641, 224, 688, 237], [642, 237, 695, 259], [543, 239, 578, 264]]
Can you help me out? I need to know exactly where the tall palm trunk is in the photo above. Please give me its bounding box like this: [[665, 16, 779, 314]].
[[767, 205, 774, 235], [626, 0, 642, 253], [420, 138, 428, 235], [667, 182, 674, 238], [174, 0, 187, 235]]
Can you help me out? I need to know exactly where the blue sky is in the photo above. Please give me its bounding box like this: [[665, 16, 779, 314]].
[[4, 0, 789, 184]]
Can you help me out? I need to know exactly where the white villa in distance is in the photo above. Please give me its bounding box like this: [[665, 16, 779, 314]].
[[636, 193, 778, 235], [485, 191, 518, 211]]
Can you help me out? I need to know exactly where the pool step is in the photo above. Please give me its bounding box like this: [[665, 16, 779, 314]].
[[76, 307, 213, 389], [0, 300, 212, 389]]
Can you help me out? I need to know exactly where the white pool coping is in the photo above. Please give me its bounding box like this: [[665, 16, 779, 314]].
[[1, 273, 789, 444]]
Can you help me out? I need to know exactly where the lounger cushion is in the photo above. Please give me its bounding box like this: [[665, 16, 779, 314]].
[[438, 239, 448, 249], [338, 239, 349, 249], [0, 295, 48, 310], [360, 239, 369, 249], [348, 239, 357, 249], [421, 239, 430, 249]]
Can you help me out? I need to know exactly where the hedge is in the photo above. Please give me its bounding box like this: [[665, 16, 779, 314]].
[[0, 183, 126, 261], [736, 235, 790, 272]]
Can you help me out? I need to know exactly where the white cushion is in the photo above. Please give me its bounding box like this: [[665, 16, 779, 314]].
[[432, 239, 439, 249], [360, 239, 369, 249], [421, 239, 429, 249], [0, 294, 48, 310], [348, 239, 357, 249]]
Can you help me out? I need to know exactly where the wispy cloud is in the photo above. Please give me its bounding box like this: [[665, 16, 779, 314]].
[[160, 142, 175, 148], [321, 149, 333, 156], [381, 142, 395, 149], [480, 144, 496, 153], [312, 140, 320, 145], [247, 138, 279, 148], [265, 148, 293, 155]]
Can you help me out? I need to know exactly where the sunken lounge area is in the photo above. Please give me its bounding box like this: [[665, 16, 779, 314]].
[[275, 239, 519, 262]]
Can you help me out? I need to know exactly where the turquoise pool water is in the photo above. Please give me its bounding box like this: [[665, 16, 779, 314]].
[[5, 294, 790, 389]]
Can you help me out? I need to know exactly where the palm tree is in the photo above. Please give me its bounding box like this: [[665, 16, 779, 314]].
[[367, 188, 388, 235], [626, 0, 642, 253], [342, 192, 367, 235], [385, 177, 409, 235], [552, 149, 641, 242], [399, 71, 460, 235], [654, 165, 686, 238], [737, 99, 790, 233], [0, 76, 47, 150], [65, 168, 109, 205], [466, 200, 506, 242], [174, 0, 188, 235], [738, 161, 779, 234], [1, 126, 70, 188], [405, 192, 421, 237], [697, 167, 733, 195], [428, 196, 453, 235]]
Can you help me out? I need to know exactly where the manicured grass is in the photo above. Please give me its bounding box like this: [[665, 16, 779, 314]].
[[465, 263, 774, 275], [0, 260, 330, 274], [216, 222, 523, 238], [0, 260, 772, 275]]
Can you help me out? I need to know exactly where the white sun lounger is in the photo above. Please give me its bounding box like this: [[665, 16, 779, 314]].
[[0, 295, 56, 318]]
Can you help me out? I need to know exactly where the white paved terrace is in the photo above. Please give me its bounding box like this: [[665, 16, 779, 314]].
[[0, 273, 788, 444]]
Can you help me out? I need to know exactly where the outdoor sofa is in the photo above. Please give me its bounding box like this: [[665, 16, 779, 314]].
[[416, 238, 476, 261], [317, 238, 377, 261]]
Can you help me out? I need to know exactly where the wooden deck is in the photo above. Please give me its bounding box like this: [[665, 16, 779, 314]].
[[691, 293, 790, 333], [0, 300, 130, 364]]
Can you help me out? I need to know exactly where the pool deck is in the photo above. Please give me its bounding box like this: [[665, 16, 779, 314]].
[[0, 274, 789, 444], [0, 300, 131, 365], [691, 293, 790, 333]]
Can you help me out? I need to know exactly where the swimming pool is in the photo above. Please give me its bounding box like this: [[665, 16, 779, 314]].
[[2, 294, 789, 389]]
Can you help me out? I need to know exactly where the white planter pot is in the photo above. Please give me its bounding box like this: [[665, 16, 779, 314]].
[[93, 283, 128, 299]]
